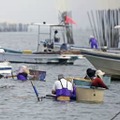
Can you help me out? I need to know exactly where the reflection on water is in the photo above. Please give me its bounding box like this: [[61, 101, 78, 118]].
[[0, 32, 120, 120]]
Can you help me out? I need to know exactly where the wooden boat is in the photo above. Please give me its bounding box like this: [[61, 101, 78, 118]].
[[46, 76, 109, 103], [45, 86, 105, 103], [66, 76, 110, 103], [73, 75, 111, 87]]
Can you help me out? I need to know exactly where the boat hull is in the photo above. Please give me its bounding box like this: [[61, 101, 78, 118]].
[[80, 49, 120, 78], [0, 52, 78, 64], [76, 86, 105, 103], [73, 75, 111, 87]]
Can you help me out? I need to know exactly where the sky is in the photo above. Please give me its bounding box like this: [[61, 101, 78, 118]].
[[0, 0, 120, 29]]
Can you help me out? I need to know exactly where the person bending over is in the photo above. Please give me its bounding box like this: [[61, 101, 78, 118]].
[[17, 65, 30, 81], [91, 70, 108, 89]]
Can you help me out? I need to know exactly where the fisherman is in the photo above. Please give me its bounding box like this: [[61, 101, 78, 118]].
[[91, 70, 108, 89], [51, 74, 73, 101], [17, 65, 30, 81], [60, 43, 68, 51], [85, 68, 108, 89], [89, 35, 98, 49], [65, 77, 76, 100], [54, 30, 60, 42], [84, 68, 96, 79]]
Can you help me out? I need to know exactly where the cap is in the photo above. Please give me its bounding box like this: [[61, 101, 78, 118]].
[[58, 74, 64, 80], [95, 70, 105, 79], [86, 68, 96, 78], [55, 30, 58, 34], [90, 35, 94, 38]]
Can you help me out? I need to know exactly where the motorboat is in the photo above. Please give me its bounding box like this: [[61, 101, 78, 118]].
[[80, 48, 120, 79], [0, 11, 83, 65]]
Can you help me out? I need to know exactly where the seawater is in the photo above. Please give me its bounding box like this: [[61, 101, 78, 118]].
[[0, 32, 120, 120]]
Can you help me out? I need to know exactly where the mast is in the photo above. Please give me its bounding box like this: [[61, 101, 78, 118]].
[[37, 25, 40, 51]]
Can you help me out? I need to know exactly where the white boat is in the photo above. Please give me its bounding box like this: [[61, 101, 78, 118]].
[[0, 11, 83, 65], [0, 48, 80, 64], [0, 61, 12, 74], [80, 48, 120, 79]]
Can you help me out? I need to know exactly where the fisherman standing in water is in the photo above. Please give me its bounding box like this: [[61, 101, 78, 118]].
[[52, 74, 74, 101], [17, 65, 30, 81]]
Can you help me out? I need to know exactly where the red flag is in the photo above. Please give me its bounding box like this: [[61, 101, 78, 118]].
[[65, 16, 76, 24]]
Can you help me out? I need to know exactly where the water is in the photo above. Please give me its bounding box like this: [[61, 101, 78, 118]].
[[0, 32, 120, 120]]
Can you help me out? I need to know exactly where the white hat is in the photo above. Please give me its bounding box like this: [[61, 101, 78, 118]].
[[90, 35, 94, 38], [95, 70, 105, 79]]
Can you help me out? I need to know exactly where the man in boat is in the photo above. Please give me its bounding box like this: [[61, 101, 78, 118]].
[[60, 43, 68, 51], [51, 74, 74, 101], [91, 70, 108, 89], [89, 35, 98, 49], [17, 65, 30, 81], [85, 68, 108, 89], [54, 30, 60, 42], [84, 68, 96, 79], [43, 40, 54, 52]]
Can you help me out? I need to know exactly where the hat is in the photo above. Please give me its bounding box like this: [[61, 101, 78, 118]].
[[58, 74, 64, 80], [55, 30, 58, 34], [95, 70, 105, 79], [90, 35, 94, 38], [86, 68, 96, 78]]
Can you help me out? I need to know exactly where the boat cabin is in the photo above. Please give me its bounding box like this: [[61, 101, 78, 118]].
[[32, 22, 74, 52]]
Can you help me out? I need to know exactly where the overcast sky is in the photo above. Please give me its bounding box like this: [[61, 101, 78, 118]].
[[0, 0, 120, 29]]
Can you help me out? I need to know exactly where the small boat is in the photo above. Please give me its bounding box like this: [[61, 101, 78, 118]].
[[45, 87, 105, 103], [66, 75, 110, 103], [72, 75, 111, 87], [0, 61, 12, 74]]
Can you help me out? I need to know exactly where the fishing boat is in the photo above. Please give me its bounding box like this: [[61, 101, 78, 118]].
[[46, 76, 109, 103], [82, 10, 120, 79], [46, 86, 105, 103], [80, 48, 120, 79], [66, 75, 110, 103], [73, 75, 111, 87], [0, 49, 79, 64], [0, 11, 83, 64]]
